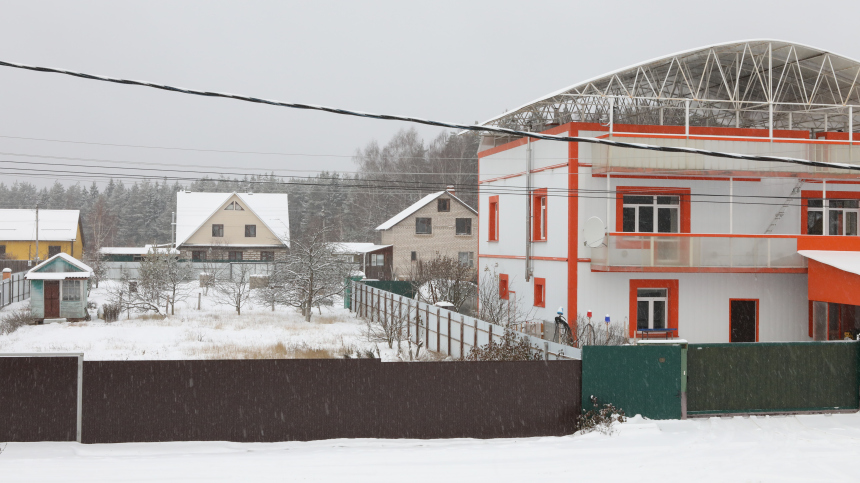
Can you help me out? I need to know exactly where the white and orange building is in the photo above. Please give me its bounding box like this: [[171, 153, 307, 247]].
[[477, 40, 860, 343]]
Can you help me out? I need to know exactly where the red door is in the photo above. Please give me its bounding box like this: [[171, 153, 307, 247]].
[[44, 281, 60, 318]]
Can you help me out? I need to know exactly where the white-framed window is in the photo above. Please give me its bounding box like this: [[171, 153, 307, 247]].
[[636, 288, 667, 330], [458, 251, 474, 267], [371, 254, 385, 266], [62, 280, 82, 302], [224, 201, 244, 211], [622, 195, 680, 233], [808, 199, 859, 236]]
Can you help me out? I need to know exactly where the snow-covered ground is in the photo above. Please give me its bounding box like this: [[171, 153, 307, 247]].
[[3, 413, 860, 482], [0, 281, 385, 360]]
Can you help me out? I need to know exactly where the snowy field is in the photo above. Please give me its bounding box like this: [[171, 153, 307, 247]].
[[3, 413, 860, 482], [0, 281, 390, 360]]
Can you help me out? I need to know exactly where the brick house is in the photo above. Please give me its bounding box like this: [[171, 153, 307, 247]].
[[376, 189, 477, 280], [175, 192, 289, 262]]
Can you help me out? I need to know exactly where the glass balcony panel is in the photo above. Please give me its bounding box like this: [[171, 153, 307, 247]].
[[593, 234, 805, 270]]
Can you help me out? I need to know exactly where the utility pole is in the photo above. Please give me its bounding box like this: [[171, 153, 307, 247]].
[[35, 203, 40, 264]]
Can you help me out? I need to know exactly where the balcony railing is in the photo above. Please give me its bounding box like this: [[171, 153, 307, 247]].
[[592, 135, 860, 175], [590, 233, 807, 271]]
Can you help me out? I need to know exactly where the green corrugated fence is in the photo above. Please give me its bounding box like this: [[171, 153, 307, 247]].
[[687, 342, 860, 415], [582, 344, 685, 420]]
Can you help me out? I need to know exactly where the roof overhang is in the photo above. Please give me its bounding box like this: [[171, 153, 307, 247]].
[[800, 250, 860, 306]]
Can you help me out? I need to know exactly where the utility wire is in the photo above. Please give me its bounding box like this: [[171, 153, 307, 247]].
[[0, 59, 858, 172]]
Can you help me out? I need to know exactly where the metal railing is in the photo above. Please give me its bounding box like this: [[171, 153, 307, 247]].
[[1, 272, 31, 309], [350, 281, 580, 360]]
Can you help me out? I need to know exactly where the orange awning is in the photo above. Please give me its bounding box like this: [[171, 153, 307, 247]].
[[800, 250, 860, 306]]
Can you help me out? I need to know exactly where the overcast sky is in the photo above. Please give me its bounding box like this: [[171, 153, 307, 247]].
[[0, 0, 858, 188]]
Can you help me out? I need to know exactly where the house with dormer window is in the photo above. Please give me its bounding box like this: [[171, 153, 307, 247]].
[[175, 191, 290, 262]]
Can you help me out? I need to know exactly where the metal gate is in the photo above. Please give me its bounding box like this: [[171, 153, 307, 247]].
[[687, 342, 860, 415]]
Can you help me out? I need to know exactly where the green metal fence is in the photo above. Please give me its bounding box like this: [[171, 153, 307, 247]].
[[687, 342, 860, 415], [582, 344, 685, 420], [362, 280, 416, 298]]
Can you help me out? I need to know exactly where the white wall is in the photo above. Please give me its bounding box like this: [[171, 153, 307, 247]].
[[577, 269, 810, 343], [478, 127, 844, 343]]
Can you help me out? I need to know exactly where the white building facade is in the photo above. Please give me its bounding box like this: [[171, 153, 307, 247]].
[[478, 40, 860, 344]]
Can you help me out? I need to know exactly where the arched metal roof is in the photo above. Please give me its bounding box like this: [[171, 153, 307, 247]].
[[480, 40, 860, 134]]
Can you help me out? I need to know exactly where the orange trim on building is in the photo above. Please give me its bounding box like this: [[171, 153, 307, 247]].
[[729, 298, 760, 342], [568, 131, 578, 324], [479, 254, 567, 262], [499, 273, 509, 300], [534, 277, 546, 308], [595, 266, 806, 274], [488, 195, 499, 242], [533, 188, 548, 242], [614, 186, 692, 233], [629, 279, 679, 338], [593, 174, 760, 182], [807, 259, 860, 307]]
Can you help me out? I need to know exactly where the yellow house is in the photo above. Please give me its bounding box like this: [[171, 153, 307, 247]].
[[0, 209, 84, 261]]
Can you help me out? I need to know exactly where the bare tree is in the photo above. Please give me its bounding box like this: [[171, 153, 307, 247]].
[[161, 252, 197, 315], [408, 256, 476, 312], [361, 295, 424, 359], [282, 228, 352, 322], [212, 263, 254, 315], [106, 265, 166, 316], [477, 266, 537, 328], [82, 249, 108, 292], [254, 263, 288, 311]]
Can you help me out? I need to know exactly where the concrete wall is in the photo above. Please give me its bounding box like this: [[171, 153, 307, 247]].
[[380, 193, 477, 279]]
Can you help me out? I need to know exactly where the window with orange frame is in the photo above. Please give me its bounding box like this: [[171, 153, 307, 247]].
[[533, 277, 546, 307], [532, 189, 547, 241], [489, 195, 499, 241]]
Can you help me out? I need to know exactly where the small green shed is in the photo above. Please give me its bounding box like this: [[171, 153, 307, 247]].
[[25, 253, 93, 323]]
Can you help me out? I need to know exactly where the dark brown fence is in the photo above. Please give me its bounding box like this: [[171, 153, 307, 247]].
[[0, 260, 32, 274], [80, 359, 580, 443], [0, 356, 79, 442]]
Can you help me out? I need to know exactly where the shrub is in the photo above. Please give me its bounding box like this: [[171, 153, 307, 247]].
[[579, 395, 626, 435], [465, 329, 541, 361], [0, 306, 34, 335], [102, 302, 122, 322]]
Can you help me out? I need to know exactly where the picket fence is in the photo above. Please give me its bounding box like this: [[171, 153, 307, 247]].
[[1, 272, 30, 309], [350, 281, 581, 360]]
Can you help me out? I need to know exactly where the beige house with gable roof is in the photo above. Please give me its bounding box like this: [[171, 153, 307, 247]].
[[175, 191, 289, 262], [376, 188, 477, 280]]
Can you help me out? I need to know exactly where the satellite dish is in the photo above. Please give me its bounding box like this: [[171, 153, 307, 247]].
[[584, 216, 607, 248]]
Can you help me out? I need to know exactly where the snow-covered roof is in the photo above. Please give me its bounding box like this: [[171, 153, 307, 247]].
[[25, 252, 93, 280], [333, 243, 392, 254], [100, 245, 179, 255], [799, 250, 860, 276], [175, 192, 290, 247], [375, 191, 476, 231], [0, 209, 80, 241]]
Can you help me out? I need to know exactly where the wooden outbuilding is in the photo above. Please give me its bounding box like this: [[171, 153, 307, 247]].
[[25, 253, 93, 323]]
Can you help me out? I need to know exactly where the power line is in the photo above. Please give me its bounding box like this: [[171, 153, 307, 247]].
[[0, 59, 858, 172], [0, 166, 836, 210]]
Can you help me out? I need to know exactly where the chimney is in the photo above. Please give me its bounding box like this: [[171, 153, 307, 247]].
[[2, 268, 11, 281], [446, 185, 455, 196]]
